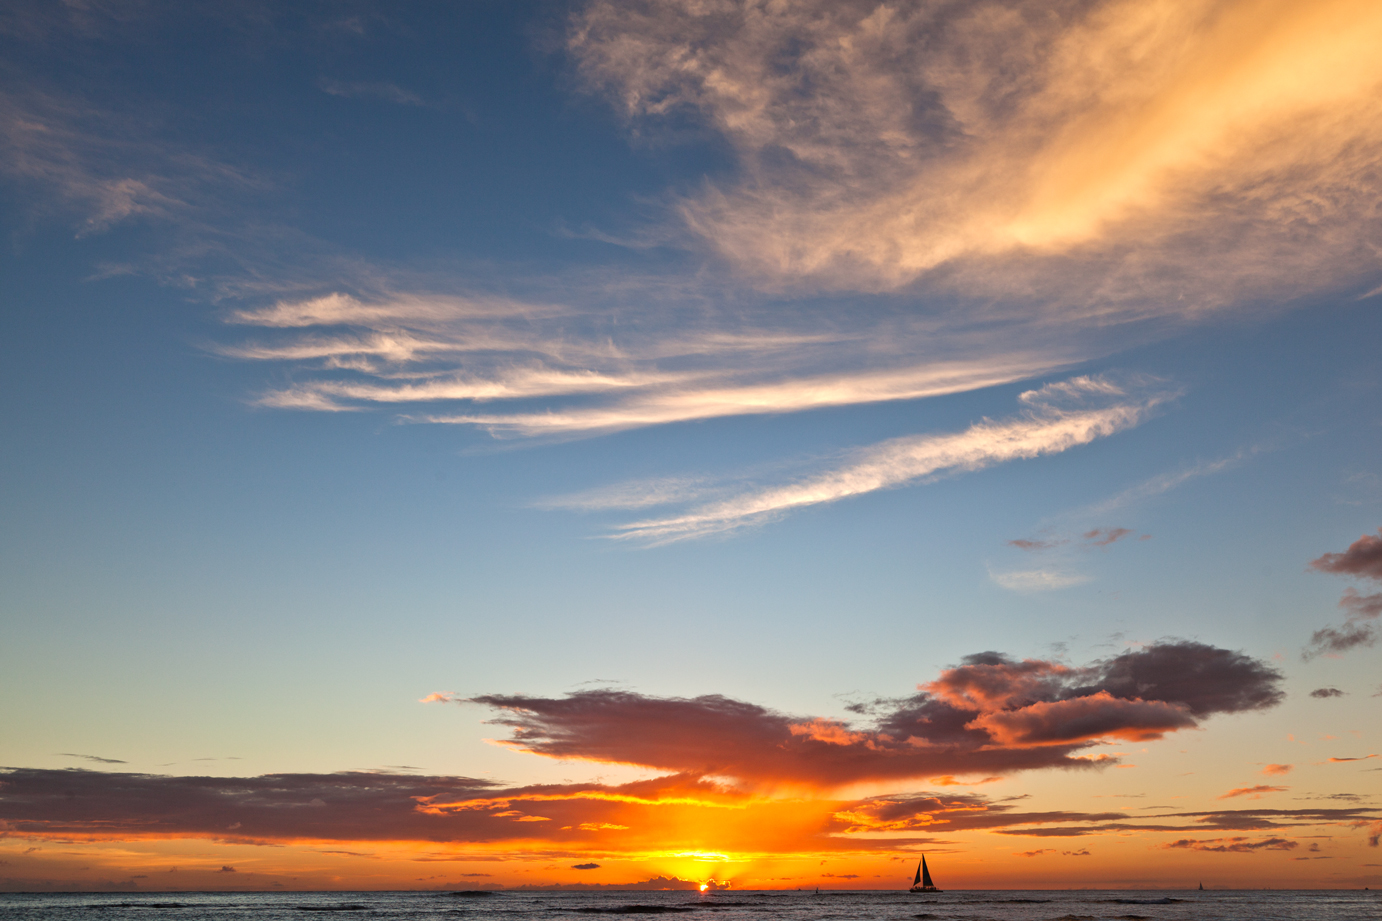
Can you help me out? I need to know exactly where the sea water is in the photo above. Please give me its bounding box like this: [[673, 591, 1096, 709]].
[[0, 889, 1378, 921]]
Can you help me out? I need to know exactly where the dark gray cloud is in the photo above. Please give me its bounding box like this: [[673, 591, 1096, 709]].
[[1340, 589, 1382, 619], [1306, 529, 1382, 658], [1164, 837, 1297, 853], [1311, 529, 1382, 580], [2, 768, 1376, 852], [1304, 622, 1376, 660], [1310, 688, 1345, 699], [57, 753, 127, 764]]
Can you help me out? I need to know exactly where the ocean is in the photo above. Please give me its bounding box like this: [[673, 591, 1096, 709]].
[[1, 889, 1378, 921]]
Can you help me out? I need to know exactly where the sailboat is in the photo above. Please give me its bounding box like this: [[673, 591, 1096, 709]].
[[909, 855, 942, 893]]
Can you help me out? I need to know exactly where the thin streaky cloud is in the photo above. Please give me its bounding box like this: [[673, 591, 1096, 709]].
[[57, 753, 127, 765], [317, 78, 425, 107], [1076, 447, 1261, 519], [603, 376, 1172, 543], [422, 356, 1071, 437], [226, 292, 1084, 438], [533, 477, 722, 513], [260, 368, 705, 411], [227, 292, 572, 329], [989, 568, 1092, 594]]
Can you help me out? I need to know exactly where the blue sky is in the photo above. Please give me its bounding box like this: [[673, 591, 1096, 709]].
[[1, 0, 1380, 891]]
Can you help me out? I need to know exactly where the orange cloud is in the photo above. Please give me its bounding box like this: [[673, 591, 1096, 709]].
[[1260, 764, 1293, 776], [1218, 785, 1287, 800], [968, 692, 1195, 746]]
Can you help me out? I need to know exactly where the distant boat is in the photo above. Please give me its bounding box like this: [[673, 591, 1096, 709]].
[[1198, 882, 1204, 891], [909, 855, 942, 893]]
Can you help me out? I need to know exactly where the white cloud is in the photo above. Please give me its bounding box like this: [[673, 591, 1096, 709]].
[[423, 355, 1065, 436], [1076, 447, 1263, 518], [225, 291, 1078, 434], [599, 376, 1172, 543], [988, 568, 1093, 593]]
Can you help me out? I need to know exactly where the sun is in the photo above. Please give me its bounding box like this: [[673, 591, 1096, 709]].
[[699, 884, 709, 892]]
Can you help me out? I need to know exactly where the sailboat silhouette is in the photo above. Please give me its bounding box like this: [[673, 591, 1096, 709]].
[[908, 855, 942, 893]]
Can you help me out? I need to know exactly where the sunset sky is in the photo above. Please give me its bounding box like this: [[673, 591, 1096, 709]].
[[2, 0, 1381, 892]]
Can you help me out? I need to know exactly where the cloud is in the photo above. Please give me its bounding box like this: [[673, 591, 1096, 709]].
[[1083, 528, 1133, 547], [1303, 529, 1382, 659], [1303, 622, 1376, 659], [1310, 688, 1345, 699], [0, 767, 1206, 854], [317, 78, 424, 107], [988, 568, 1091, 593], [1325, 754, 1378, 763], [969, 692, 1197, 746], [1164, 837, 1297, 853], [570, 0, 1382, 308], [1261, 764, 1293, 776], [0, 654, 1270, 860], [4, 765, 1372, 862], [1339, 589, 1382, 619], [572, 863, 601, 870], [226, 290, 1080, 439], [57, 753, 127, 765], [602, 376, 1172, 542], [1077, 449, 1261, 519], [1008, 537, 1068, 552], [1310, 529, 1382, 580], [472, 641, 1280, 787], [1218, 785, 1287, 800]]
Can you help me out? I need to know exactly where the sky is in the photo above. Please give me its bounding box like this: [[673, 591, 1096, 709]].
[[1, 0, 1380, 893]]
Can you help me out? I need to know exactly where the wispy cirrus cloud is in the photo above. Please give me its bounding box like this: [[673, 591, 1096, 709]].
[[226, 290, 1075, 436], [577, 376, 1172, 543], [572, 0, 1382, 306], [1218, 785, 1287, 801], [317, 78, 424, 107], [987, 567, 1091, 594]]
